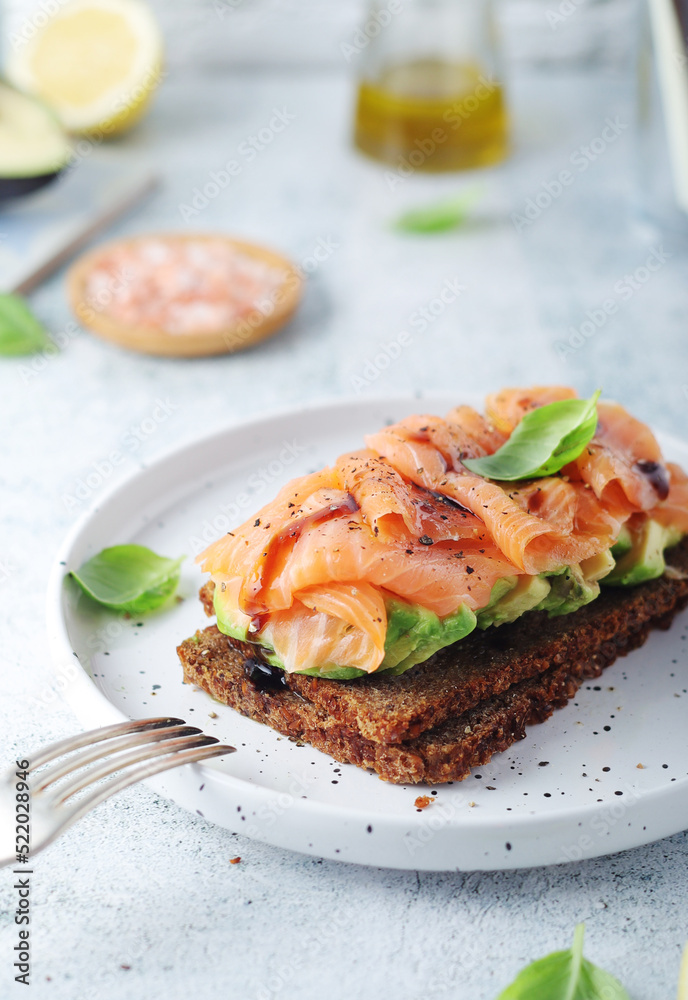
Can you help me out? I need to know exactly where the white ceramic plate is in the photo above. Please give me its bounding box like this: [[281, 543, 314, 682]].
[[46, 396, 688, 871]]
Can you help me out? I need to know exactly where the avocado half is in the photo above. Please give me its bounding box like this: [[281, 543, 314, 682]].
[[0, 80, 71, 202]]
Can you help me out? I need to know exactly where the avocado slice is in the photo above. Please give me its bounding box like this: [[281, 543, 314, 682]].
[[476, 574, 550, 629], [377, 599, 476, 676], [214, 584, 477, 680], [534, 563, 599, 616], [605, 518, 682, 586], [214, 585, 250, 642], [272, 599, 476, 679], [476, 555, 609, 626], [610, 525, 632, 559], [0, 81, 71, 201]]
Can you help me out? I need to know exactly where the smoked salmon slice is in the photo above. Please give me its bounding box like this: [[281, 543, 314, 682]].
[[652, 463, 688, 533], [198, 387, 688, 676], [485, 388, 670, 515], [485, 386, 576, 434], [365, 421, 620, 573], [260, 583, 388, 674]]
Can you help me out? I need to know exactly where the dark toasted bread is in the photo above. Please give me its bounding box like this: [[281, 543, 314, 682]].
[[178, 540, 688, 784]]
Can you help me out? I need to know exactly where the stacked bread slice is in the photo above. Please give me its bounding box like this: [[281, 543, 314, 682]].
[[177, 540, 688, 785]]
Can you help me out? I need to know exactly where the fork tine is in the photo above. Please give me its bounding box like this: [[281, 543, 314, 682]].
[[28, 718, 186, 770], [53, 734, 228, 804], [37, 743, 234, 857], [34, 725, 203, 792]]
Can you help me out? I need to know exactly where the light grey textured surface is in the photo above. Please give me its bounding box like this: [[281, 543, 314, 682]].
[[1, 15, 688, 1000]]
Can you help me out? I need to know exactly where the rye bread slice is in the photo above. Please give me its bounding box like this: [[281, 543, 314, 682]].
[[178, 555, 688, 784], [178, 602, 668, 785], [197, 539, 688, 745]]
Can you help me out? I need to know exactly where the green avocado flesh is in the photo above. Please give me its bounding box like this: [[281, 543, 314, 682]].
[[213, 590, 477, 681], [604, 518, 681, 586], [213, 519, 682, 680], [0, 82, 70, 192]]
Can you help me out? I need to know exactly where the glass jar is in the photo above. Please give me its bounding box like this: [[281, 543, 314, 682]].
[[352, 0, 509, 171], [634, 0, 688, 236]]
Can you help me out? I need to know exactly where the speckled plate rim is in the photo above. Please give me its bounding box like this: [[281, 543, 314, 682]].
[[45, 395, 688, 871]]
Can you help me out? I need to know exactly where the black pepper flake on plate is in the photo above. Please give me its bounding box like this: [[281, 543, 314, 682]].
[[466, 566, 475, 574], [419, 535, 434, 546]]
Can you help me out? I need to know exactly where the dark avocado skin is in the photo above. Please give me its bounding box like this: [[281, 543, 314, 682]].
[[0, 169, 63, 203]]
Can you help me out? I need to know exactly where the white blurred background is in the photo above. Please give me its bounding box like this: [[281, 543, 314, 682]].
[[2, 0, 639, 71]]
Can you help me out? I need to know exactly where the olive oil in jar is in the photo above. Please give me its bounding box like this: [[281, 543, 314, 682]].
[[354, 59, 509, 171]]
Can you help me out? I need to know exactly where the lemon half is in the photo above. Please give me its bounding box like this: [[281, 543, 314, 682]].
[[679, 942, 688, 1000], [7, 0, 163, 136]]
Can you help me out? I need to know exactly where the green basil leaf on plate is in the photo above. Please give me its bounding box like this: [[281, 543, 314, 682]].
[[463, 390, 601, 481], [71, 544, 184, 614], [0, 293, 53, 356], [496, 924, 630, 1000], [394, 187, 482, 234]]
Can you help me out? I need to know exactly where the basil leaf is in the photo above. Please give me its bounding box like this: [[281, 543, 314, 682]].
[[0, 293, 53, 356], [497, 924, 630, 1000], [71, 545, 184, 613], [394, 187, 482, 233], [463, 390, 601, 481]]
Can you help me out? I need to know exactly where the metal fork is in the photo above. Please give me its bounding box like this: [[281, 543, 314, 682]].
[[0, 717, 234, 868]]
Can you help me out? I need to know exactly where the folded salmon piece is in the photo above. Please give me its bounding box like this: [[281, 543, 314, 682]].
[[197, 387, 688, 678]]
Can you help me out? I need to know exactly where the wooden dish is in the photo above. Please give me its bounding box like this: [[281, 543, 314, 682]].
[[66, 233, 303, 358]]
